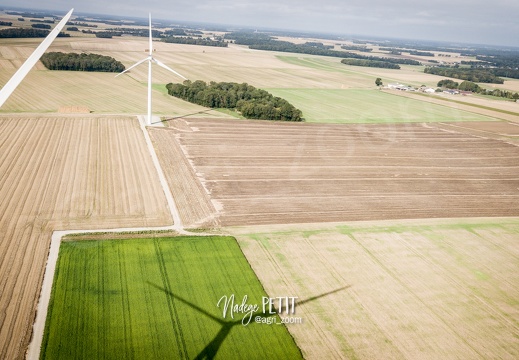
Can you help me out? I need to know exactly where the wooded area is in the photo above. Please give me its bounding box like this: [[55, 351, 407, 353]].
[[425, 66, 505, 84], [341, 58, 400, 69], [40, 52, 125, 72], [0, 28, 69, 38], [166, 80, 303, 121]]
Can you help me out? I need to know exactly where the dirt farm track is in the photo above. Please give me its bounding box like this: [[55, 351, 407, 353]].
[[159, 118, 519, 226], [0, 115, 171, 360]]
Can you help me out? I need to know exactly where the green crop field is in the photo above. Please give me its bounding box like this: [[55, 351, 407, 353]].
[[265, 88, 499, 123], [41, 236, 302, 360]]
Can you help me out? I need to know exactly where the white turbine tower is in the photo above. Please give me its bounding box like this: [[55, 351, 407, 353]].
[[116, 13, 186, 125]]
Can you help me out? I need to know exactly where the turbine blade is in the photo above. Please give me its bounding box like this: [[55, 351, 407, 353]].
[[149, 13, 153, 56], [0, 8, 74, 108], [115, 57, 149, 77], [154, 59, 187, 80]]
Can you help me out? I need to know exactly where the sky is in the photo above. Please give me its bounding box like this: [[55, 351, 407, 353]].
[[3, 0, 519, 47]]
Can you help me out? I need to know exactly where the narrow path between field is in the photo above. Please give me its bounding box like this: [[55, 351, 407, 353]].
[[27, 116, 190, 359]]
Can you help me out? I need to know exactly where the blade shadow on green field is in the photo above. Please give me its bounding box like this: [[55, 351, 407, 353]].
[[147, 281, 350, 360]]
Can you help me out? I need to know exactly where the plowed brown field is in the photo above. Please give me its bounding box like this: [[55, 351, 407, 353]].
[[157, 118, 519, 226], [0, 115, 171, 360]]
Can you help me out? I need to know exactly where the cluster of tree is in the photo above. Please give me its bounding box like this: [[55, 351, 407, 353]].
[[30, 19, 55, 24], [164, 29, 187, 36], [0, 21, 12, 26], [379, 47, 401, 52], [95, 31, 122, 38], [6, 11, 46, 18], [409, 50, 434, 56], [205, 32, 423, 65], [424, 66, 504, 84], [105, 28, 163, 38], [31, 23, 51, 29], [437, 79, 459, 89], [162, 36, 227, 47], [380, 47, 433, 56], [224, 32, 272, 45], [66, 27, 79, 31], [341, 45, 372, 52], [18, 18, 25, 21], [0, 28, 69, 38], [305, 42, 333, 49], [248, 40, 352, 58], [460, 60, 482, 66], [461, 60, 519, 80], [476, 54, 519, 68], [66, 21, 98, 28], [40, 52, 125, 72], [341, 52, 420, 65], [166, 80, 303, 121], [374, 41, 462, 54], [341, 58, 400, 69], [437, 79, 519, 100], [491, 68, 519, 80], [162, 29, 204, 38]]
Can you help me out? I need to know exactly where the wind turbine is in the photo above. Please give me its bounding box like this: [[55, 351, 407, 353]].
[[0, 8, 74, 108], [116, 13, 187, 125]]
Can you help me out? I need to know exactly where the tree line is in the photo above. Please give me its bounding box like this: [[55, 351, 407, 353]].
[[0, 28, 69, 38], [341, 58, 400, 69], [341, 45, 372, 52], [424, 66, 504, 84], [66, 21, 98, 28], [224, 32, 362, 59], [437, 79, 519, 100], [0, 21, 13, 26], [166, 80, 303, 121], [30, 19, 55, 24], [341, 52, 420, 65], [40, 52, 125, 72], [31, 23, 51, 29], [162, 37, 227, 47]]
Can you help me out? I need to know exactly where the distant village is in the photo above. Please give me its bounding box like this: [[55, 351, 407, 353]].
[[387, 83, 473, 96]]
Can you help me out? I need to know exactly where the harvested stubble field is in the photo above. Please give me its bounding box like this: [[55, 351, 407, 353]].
[[266, 88, 498, 123], [231, 218, 519, 359], [41, 236, 302, 359], [157, 118, 519, 226], [0, 115, 171, 360]]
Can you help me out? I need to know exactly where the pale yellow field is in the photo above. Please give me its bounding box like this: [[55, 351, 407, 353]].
[[231, 218, 519, 359], [2, 35, 518, 115], [0, 115, 171, 360]]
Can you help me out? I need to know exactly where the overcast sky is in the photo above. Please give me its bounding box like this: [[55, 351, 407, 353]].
[[3, 0, 519, 47]]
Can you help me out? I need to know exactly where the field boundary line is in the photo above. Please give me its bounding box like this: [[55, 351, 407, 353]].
[[139, 115, 183, 229], [27, 116, 190, 359]]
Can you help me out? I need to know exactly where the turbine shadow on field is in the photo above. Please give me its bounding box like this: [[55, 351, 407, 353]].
[[147, 281, 350, 359], [158, 109, 215, 125]]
